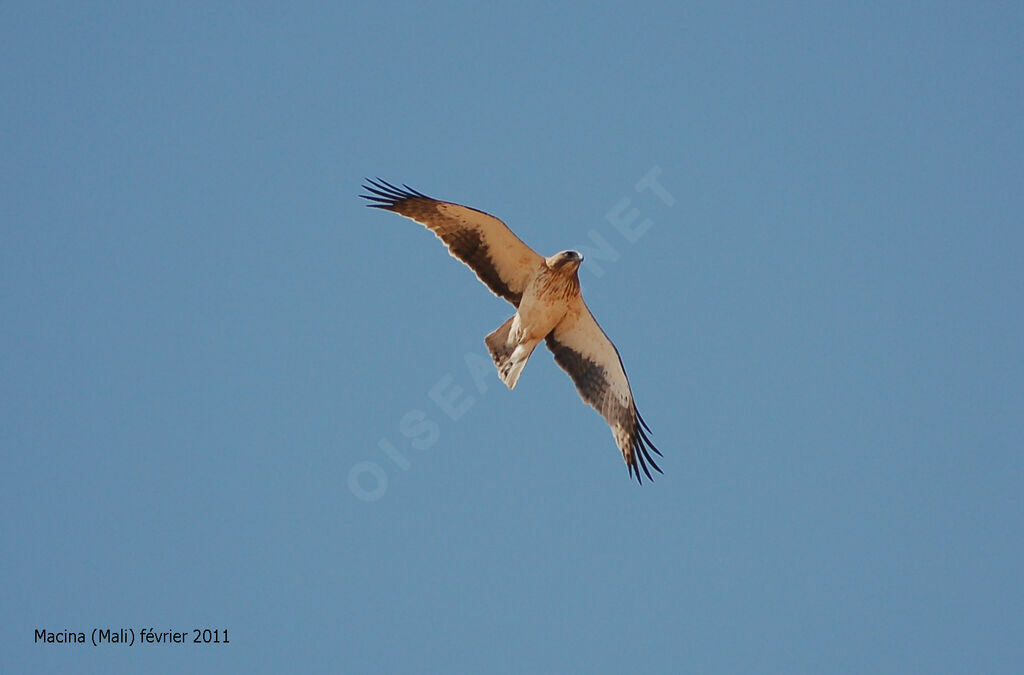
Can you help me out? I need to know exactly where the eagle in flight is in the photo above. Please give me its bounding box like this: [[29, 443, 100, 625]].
[[361, 179, 663, 483]]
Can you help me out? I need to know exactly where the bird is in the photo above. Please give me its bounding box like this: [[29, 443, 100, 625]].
[[360, 179, 663, 483]]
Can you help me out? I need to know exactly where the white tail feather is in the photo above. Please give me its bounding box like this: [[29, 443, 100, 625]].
[[485, 314, 538, 390], [499, 344, 532, 389]]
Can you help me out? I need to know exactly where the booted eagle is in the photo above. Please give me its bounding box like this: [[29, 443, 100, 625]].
[[361, 179, 663, 483]]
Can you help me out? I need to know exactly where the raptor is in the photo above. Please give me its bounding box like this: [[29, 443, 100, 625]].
[[361, 179, 663, 483]]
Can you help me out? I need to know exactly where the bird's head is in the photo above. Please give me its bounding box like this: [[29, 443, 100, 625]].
[[546, 250, 584, 273]]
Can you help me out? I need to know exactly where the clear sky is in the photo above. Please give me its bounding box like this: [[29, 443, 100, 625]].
[[3, 2, 1022, 673]]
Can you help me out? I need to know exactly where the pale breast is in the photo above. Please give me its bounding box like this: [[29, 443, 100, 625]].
[[516, 268, 582, 341]]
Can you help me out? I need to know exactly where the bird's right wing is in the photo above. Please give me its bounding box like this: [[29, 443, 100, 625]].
[[361, 179, 544, 307]]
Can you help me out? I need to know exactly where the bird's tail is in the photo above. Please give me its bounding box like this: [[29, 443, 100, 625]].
[[485, 315, 536, 390]]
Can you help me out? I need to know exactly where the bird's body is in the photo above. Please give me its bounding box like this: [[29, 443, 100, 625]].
[[361, 179, 663, 483], [487, 251, 582, 389]]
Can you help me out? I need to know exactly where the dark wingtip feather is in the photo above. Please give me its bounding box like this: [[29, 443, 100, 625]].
[[635, 438, 654, 481], [639, 429, 664, 476], [403, 183, 429, 198], [359, 178, 434, 209], [627, 409, 663, 484], [637, 409, 653, 434], [630, 457, 644, 485], [636, 421, 663, 458]]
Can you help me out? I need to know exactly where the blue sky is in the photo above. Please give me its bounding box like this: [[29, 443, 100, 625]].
[[3, 2, 1022, 673]]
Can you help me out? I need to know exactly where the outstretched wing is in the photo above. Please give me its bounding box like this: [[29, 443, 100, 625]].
[[361, 179, 544, 307], [545, 300, 663, 483]]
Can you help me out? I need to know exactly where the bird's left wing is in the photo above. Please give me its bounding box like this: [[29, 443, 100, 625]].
[[361, 179, 544, 307], [545, 301, 663, 483]]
